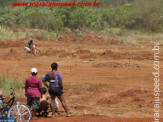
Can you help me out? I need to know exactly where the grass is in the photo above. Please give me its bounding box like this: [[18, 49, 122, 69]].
[[0, 76, 114, 98], [0, 76, 24, 97], [0, 26, 54, 41], [116, 31, 163, 45], [0, 26, 163, 47]]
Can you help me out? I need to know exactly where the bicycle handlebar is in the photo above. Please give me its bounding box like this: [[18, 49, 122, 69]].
[[10, 87, 15, 96]]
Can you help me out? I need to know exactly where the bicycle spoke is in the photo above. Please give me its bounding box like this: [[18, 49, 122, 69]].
[[18, 107, 25, 114], [20, 108, 26, 114], [17, 106, 30, 121], [18, 107, 29, 114], [10, 109, 18, 117], [19, 117, 25, 122], [21, 111, 29, 116]]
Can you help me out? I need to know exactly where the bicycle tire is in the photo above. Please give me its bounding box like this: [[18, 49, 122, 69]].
[[8, 105, 31, 122]]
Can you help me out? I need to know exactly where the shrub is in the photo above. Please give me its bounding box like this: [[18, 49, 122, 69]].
[[126, 0, 163, 32], [0, 0, 162, 32]]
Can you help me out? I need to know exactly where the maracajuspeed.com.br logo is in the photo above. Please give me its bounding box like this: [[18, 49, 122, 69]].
[[12, 0, 100, 8]]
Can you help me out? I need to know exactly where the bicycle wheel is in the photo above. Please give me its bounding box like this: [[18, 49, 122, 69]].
[[8, 105, 31, 122]]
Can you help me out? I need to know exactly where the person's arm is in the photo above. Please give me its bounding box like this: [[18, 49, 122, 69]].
[[42, 74, 49, 88], [57, 72, 63, 90], [43, 82, 49, 88], [24, 79, 28, 96], [38, 79, 43, 93], [59, 79, 63, 90]]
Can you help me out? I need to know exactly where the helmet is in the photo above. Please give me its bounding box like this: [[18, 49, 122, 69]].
[[30, 40, 33, 44]]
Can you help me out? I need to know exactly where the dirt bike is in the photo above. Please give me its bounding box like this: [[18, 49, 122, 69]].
[[24, 44, 39, 55]]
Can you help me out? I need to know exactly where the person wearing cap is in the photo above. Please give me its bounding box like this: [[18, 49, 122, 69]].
[[25, 68, 42, 120], [42, 62, 71, 117]]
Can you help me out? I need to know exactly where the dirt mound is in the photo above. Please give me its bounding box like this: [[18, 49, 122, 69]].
[[0, 40, 25, 48], [79, 54, 96, 59], [42, 48, 96, 59], [92, 62, 143, 68], [117, 89, 142, 97], [132, 51, 153, 60], [41, 48, 74, 58], [0, 41, 8, 48], [2, 48, 19, 60], [76, 49, 91, 54], [97, 89, 149, 107], [56, 30, 120, 45], [45, 48, 66, 55], [9, 40, 25, 47], [98, 97, 119, 105], [103, 50, 112, 54], [101, 50, 133, 59]]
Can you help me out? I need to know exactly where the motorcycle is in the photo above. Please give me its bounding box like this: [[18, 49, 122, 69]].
[[24, 44, 39, 55]]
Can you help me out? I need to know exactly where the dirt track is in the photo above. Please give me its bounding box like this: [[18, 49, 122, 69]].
[[31, 115, 163, 122], [0, 31, 163, 121]]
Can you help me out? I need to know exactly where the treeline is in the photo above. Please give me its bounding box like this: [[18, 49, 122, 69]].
[[0, 0, 162, 32]]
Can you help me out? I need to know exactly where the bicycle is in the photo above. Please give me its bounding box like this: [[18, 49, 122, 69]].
[[0, 87, 31, 122]]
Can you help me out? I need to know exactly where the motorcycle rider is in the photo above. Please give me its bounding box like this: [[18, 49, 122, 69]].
[[25, 39, 38, 54], [27, 40, 34, 51], [25, 39, 36, 53]]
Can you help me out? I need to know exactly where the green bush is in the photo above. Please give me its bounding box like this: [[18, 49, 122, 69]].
[[69, 7, 103, 30], [101, 5, 132, 28], [0, 0, 162, 32], [126, 0, 163, 32]]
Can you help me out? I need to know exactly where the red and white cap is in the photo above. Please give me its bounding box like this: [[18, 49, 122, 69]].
[[31, 68, 37, 73]]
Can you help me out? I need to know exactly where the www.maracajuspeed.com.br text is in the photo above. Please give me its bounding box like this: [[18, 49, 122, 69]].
[[12, 0, 100, 8]]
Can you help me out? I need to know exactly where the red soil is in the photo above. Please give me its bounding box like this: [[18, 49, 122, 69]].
[[0, 30, 163, 121]]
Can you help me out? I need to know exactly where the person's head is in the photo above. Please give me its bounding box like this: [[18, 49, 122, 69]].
[[30, 40, 33, 44], [51, 62, 58, 70], [31, 68, 37, 76], [0, 91, 3, 97], [41, 87, 47, 95]]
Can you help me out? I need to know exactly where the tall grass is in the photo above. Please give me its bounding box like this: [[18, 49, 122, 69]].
[[0, 26, 51, 41], [0, 76, 24, 97]]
